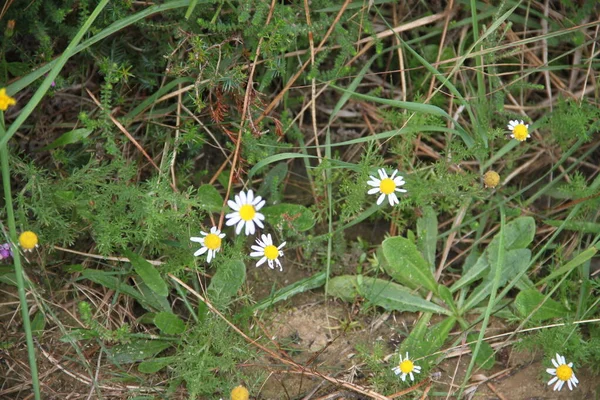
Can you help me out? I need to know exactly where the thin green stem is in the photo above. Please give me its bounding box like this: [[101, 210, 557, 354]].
[[0, 115, 40, 399], [457, 206, 505, 398]]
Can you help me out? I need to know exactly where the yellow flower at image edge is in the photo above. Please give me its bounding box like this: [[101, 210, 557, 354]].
[[0, 88, 17, 111], [19, 231, 39, 251], [230, 385, 249, 400]]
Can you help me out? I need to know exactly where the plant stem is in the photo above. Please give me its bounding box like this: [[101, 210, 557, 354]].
[[0, 114, 41, 399]]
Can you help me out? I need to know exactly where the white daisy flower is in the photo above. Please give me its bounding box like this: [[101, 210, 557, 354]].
[[392, 352, 421, 382], [367, 168, 407, 206], [546, 353, 578, 391], [225, 189, 266, 235], [190, 226, 225, 263], [507, 119, 530, 141], [250, 233, 286, 271]]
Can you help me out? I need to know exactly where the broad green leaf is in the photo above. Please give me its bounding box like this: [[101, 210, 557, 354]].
[[197, 184, 224, 212], [154, 312, 186, 335], [399, 315, 456, 360], [438, 285, 457, 313], [261, 204, 315, 232], [39, 128, 92, 150], [31, 312, 46, 335], [107, 339, 171, 364], [358, 277, 450, 315], [207, 259, 246, 309], [382, 236, 438, 294], [123, 249, 168, 297], [497, 216, 536, 251], [462, 249, 531, 311], [254, 271, 326, 311], [450, 252, 489, 293], [423, 317, 456, 356], [514, 290, 569, 322], [467, 333, 495, 369], [326, 275, 359, 302], [138, 357, 176, 374], [417, 206, 438, 270]]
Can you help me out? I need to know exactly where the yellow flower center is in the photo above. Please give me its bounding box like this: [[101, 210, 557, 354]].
[[380, 178, 396, 195], [203, 233, 221, 250], [264, 245, 279, 260], [18, 231, 38, 250], [399, 359, 414, 374], [512, 124, 529, 141], [239, 204, 256, 221], [483, 171, 500, 188], [556, 364, 573, 381], [230, 385, 249, 400]]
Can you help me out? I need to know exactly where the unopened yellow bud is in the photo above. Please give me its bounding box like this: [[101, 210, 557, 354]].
[[483, 171, 500, 188]]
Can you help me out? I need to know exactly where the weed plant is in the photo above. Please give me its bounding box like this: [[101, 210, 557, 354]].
[[1, 0, 599, 399]]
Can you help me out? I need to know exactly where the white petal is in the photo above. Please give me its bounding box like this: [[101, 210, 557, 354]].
[[392, 367, 400, 375], [552, 358, 559, 368], [194, 247, 208, 257], [395, 188, 408, 193], [190, 237, 203, 243], [275, 258, 283, 271], [246, 221, 255, 235], [247, 189, 254, 203], [225, 213, 240, 226], [235, 220, 245, 234], [413, 366, 421, 372], [264, 234, 273, 245], [377, 193, 385, 205], [278, 241, 286, 250], [388, 193, 398, 206], [401, 373, 406, 382], [239, 191, 247, 203], [228, 199, 240, 211], [367, 187, 380, 194], [207, 250, 213, 263], [255, 212, 265, 221], [267, 259, 274, 269], [567, 380, 573, 390], [548, 376, 558, 386], [256, 256, 267, 267], [571, 374, 579, 384], [219, 233, 226, 238], [210, 226, 218, 233], [254, 199, 266, 210], [555, 380, 564, 391], [390, 169, 398, 179], [409, 372, 414, 381], [546, 368, 556, 375], [250, 251, 264, 257]]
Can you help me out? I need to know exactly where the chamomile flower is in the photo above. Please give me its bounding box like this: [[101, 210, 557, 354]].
[[392, 352, 421, 382], [367, 168, 407, 206], [250, 233, 286, 271], [18, 231, 38, 252], [190, 227, 225, 263], [0, 88, 16, 111], [225, 189, 265, 235], [546, 353, 578, 391], [507, 120, 530, 141]]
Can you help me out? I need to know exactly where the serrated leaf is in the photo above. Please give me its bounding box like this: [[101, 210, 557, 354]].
[[358, 277, 450, 315], [197, 184, 224, 212], [138, 357, 176, 373], [261, 203, 315, 232], [39, 128, 92, 150], [107, 339, 171, 364], [254, 271, 326, 311], [81, 269, 168, 312], [417, 206, 438, 270], [514, 289, 569, 322], [207, 259, 246, 309], [123, 249, 168, 297], [154, 312, 186, 335], [382, 236, 438, 294]]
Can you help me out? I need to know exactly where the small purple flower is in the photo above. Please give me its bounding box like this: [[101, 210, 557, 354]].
[[0, 243, 13, 260]]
